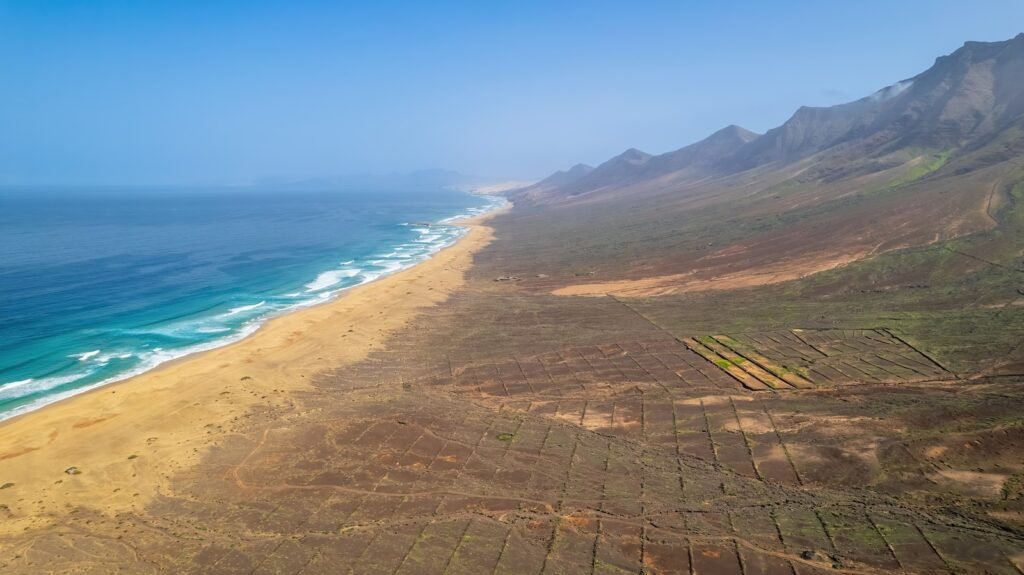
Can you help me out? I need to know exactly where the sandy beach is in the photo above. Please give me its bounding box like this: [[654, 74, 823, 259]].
[[0, 212, 498, 537]]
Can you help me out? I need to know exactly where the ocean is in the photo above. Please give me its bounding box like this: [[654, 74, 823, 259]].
[[0, 186, 501, 422]]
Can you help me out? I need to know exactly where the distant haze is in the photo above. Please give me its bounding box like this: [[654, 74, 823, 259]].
[[1, 1, 1023, 185]]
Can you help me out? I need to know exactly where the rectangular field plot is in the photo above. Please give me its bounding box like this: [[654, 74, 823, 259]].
[[685, 329, 953, 390], [432, 340, 746, 403]]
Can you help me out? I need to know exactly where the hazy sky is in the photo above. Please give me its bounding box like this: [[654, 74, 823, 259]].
[[2, 1, 1023, 185]]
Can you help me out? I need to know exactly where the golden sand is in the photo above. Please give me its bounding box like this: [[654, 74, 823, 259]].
[[0, 213, 499, 534]]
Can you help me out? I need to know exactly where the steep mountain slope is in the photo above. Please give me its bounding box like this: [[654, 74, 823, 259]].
[[516, 32, 1024, 209], [537, 163, 594, 188], [646, 124, 760, 174], [562, 147, 653, 194], [510, 125, 759, 205], [496, 34, 1024, 295], [734, 33, 1024, 171], [510, 163, 594, 204]]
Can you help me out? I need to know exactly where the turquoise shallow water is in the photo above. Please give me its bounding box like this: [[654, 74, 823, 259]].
[[0, 186, 501, 421]]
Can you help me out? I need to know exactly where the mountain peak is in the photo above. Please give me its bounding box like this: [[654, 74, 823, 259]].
[[709, 124, 760, 144], [937, 33, 1024, 67], [618, 148, 652, 162], [532, 163, 594, 188]]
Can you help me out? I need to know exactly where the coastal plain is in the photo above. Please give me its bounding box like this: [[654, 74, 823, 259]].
[[3, 34, 1024, 574], [1, 203, 1022, 574]]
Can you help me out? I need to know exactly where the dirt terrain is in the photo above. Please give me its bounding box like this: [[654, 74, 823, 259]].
[[1, 209, 1022, 573]]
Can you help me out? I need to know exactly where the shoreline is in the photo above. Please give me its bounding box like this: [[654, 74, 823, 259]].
[[0, 194, 505, 424], [0, 206, 504, 533]]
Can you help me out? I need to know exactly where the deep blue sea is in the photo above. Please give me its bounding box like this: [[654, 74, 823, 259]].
[[0, 186, 501, 421]]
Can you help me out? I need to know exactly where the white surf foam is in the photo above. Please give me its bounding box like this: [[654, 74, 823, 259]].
[[195, 326, 232, 334], [367, 259, 408, 274], [0, 379, 35, 392], [0, 322, 263, 422], [224, 301, 266, 316], [71, 350, 101, 362], [304, 268, 362, 292], [0, 372, 93, 402], [94, 351, 134, 366]]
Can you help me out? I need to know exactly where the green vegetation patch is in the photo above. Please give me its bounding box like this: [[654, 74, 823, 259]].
[[1002, 472, 1024, 500], [713, 358, 734, 370], [888, 150, 951, 187], [781, 365, 810, 378], [495, 432, 515, 442]]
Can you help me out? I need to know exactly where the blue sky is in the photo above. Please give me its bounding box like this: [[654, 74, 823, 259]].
[[1, 1, 1022, 185]]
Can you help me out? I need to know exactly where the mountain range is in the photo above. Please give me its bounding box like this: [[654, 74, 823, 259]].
[[513, 33, 1024, 208], [496, 34, 1024, 317]]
